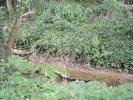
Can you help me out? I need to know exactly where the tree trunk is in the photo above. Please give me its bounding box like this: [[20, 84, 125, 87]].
[[6, 0, 14, 17], [5, 13, 23, 56]]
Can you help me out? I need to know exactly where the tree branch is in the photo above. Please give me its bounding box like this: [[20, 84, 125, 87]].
[[5, 13, 23, 56]]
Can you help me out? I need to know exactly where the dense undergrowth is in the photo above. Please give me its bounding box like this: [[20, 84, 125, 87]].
[[0, 56, 133, 100], [1, 0, 133, 70], [1, 0, 133, 100], [5, 0, 131, 70]]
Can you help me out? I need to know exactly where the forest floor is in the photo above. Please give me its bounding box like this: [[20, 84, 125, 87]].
[[32, 54, 133, 86]]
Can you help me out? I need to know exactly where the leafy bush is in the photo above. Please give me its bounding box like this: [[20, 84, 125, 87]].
[[0, 6, 8, 22], [15, 0, 133, 70], [1, 75, 133, 100], [0, 56, 133, 100]]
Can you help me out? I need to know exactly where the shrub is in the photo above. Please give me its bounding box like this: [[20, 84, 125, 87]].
[[0, 55, 133, 100], [15, 0, 133, 70]]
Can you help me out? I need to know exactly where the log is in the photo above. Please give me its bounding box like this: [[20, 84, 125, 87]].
[[12, 49, 32, 57], [54, 71, 91, 82]]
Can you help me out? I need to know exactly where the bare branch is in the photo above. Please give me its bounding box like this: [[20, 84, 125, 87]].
[[22, 9, 36, 18]]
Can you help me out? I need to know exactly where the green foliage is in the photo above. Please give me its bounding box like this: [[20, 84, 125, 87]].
[[0, 55, 133, 100], [0, 6, 8, 22], [1, 73, 133, 100], [1, 1, 133, 99], [14, 0, 133, 70], [15, 0, 31, 12], [0, 59, 10, 82], [8, 55, 67, 78]]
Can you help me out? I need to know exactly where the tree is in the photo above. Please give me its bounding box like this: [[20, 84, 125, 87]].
[[5, 13, 23, 56], [6, 0, 16, 17]]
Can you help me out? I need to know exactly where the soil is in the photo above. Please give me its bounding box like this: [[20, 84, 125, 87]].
[[31, 54, 133, 86], [31, 54, 132, 73]]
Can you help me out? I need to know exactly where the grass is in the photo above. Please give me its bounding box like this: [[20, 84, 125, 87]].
[[8, 55, 68, 79], [0, 55, 133, 100], [34, 63, 68, 79]]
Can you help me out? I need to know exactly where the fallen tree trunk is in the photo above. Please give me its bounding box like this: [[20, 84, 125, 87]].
[[54, 71, 91, 82], [12, 49, 32, 57]]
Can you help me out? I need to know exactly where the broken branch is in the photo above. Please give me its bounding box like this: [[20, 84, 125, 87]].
[[54, 71, 91, 82], [22, 9, 36, 18], [12, 49, 32, 57]]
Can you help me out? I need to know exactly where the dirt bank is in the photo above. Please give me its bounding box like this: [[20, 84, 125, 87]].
[[31, 54, 133, 86]]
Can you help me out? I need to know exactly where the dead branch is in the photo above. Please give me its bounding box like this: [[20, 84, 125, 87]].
[[22, 9, 36, 18], [12, 49, 32, 57], [54, 71, 91, 82]]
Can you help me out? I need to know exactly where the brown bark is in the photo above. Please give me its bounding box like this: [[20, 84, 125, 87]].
[[5, 13, 23, 56], [22, 9, 36, 18], [55, 71, 91, 82], [12, 49, 32, 57], [4, 10, 36, 56], [6, 0, 14, 17]]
